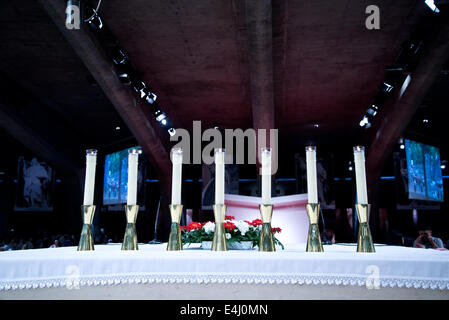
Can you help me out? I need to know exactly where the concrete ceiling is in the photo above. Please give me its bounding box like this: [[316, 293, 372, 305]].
[[0, 0, 131, 151], [0, 0, 447, 174], [99, 0, 423, 137]]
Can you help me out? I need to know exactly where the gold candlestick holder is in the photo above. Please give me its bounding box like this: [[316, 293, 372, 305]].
[[77, 205, 96, 251], [212, 204, 227, 251], [167, 204, 183, 251], [259, 204, 275, 252], [356, 204, 375, 253], [121, 205, 139, 250], [305, 203, 324, 252]]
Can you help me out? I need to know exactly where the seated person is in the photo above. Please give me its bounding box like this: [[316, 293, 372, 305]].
[[413, 226, 445, 250]]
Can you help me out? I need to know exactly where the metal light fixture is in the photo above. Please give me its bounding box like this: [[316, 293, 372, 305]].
[[111, 48, 127, 65], [145, 91, 157, 104], [425, 0, 440, 12], [359, 115, 372, 128], [168, 128, 176, 136], [366, 104, 379, 117]]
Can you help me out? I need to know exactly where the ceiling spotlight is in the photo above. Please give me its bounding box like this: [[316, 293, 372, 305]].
[[366, 104, 379, 117], [381, 82, 394, 93], [117, 72, 130, 85], [400, 144, 405, 150], [409, 41, 423, 55], [313, 123, 320, 128], [359, 115, 372, 128], [425, 0, 440, 12], [155, 110, 167, 123], [385, 65, 405, 72], [168, 128, 176, 136], [112, 48, 127, 65], [423, 118, 429, 123], [441, 164, 446, 170], [87, 13, 103, 30], [399, 74, 412, 99], [115, 126, 121, 130], [145, 92, 157, 104], [133, 81, 146, 93], [161, 119, 167, 126]]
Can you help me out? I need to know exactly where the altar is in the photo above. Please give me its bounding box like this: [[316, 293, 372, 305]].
[[1, 243, 449, 300], [225, 194, 309, 244]]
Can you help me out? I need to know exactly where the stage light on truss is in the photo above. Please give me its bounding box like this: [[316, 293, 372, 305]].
[[366, 104, 379, 117], [400, 144, 405, 150], [156, 114, 166, 122], [111, 48, 127, 65], [359, 115, 372, 128], [425, 0, 440, 12], [155, 109, 167, 123], [399, 74, 412, 99], [132, 80, 146, 93], [168, 128, 176, 136], [145, 92, 157, 104], [385, 65, 405, 72], [381, 82, 394, 93], [117, 71, 131, 85], [87, 13, 103, 30]]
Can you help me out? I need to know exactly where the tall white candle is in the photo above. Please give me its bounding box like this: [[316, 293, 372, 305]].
[[261, 148, 272, 204], [306, 146, 318, 203], [127, 148, 139, 205], [353, 146, 368, 204], [215, 148, 225, 205], [83, 149, 97, 205], [171, 148, 183, 205]]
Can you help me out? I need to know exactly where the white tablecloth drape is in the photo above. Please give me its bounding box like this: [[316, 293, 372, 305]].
[[1, 243, 449, 291]]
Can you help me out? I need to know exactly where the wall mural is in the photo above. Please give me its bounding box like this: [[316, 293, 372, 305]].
[[15, 156, 54, 211]]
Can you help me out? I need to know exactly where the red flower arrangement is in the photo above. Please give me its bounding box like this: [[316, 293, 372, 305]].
[[223, 221, 236, 231], [271, 227, 282, 233], [181, 217, 284, 249], [250, 219, 263, 227], [184, 222, 203, 232]]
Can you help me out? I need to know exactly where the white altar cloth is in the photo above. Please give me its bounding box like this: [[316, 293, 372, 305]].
[[1, 243, 449, 299]]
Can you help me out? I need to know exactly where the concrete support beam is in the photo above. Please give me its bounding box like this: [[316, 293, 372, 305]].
[[245, 0, 276, 137], [39, 0, 172, 188], [366, 17, 449, 189]]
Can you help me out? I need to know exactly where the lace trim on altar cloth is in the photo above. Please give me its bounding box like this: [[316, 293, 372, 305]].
[[1, 273, 449, 291]]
